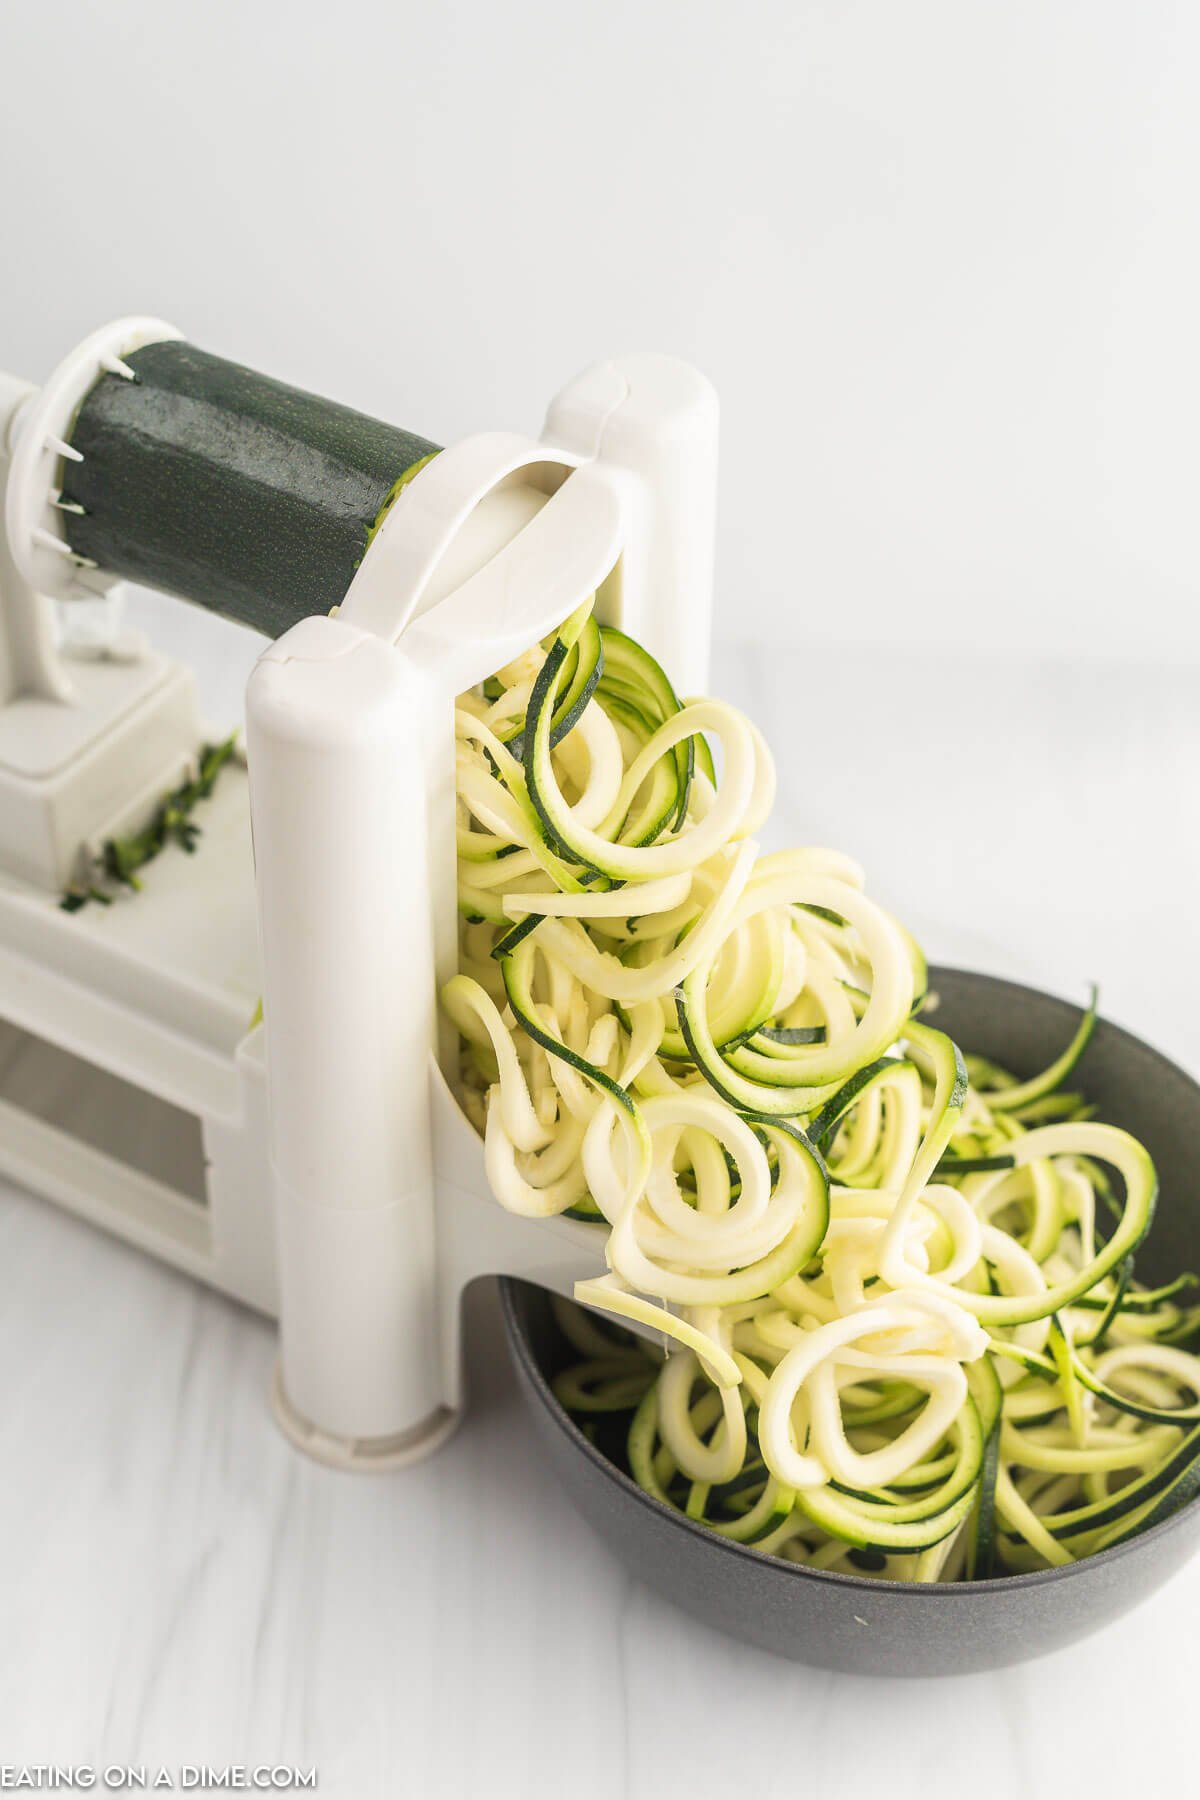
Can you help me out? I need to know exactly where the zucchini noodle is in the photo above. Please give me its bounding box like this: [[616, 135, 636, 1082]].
[[444, 602, 1200, 1582]]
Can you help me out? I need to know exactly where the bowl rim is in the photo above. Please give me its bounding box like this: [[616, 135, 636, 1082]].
[[498, 964, 1200, 1602]]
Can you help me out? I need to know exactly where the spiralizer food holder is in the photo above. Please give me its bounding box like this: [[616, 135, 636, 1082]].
[[0, 318, 717, 1468]]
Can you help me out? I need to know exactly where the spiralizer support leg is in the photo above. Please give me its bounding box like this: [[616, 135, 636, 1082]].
[[246, 613, 456, 1468]]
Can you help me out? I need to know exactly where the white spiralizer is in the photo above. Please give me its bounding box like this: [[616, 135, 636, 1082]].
[[0, 318, 718, 1468]]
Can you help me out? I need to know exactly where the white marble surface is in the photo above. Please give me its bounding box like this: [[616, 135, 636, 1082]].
[[1, 615, 1198, 1798]]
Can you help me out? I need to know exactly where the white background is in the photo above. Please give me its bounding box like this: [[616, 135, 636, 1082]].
[[2, 0, 1199, 662], [1, 6, 1199, 1797]]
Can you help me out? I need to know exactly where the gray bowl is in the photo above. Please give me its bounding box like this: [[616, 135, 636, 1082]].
[[499, 966, 1200, 1675]]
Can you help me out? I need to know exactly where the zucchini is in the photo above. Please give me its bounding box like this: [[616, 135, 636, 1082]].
[[976, 988, 1098, 1115], [62, 339, 438, 636], [965, 1357, 1003, 1579], [598, 625, 706, 829], [1044, 1425, 1200, 1543], [795, 1402, 985, 1552], [506, 614, 603, 758], [443, 599, 1200, 1586]]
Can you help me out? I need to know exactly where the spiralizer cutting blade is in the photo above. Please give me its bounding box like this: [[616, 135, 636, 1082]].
[[0, 317, 718, 1469]]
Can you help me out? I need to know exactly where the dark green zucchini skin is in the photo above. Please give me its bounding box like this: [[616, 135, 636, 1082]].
[[61, 340, 440, 639]]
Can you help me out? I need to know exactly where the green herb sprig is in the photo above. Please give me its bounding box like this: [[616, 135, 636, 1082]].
[[61, 733, 239, 912]]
